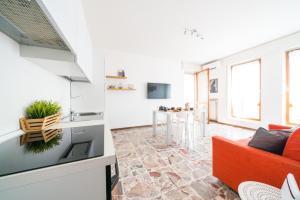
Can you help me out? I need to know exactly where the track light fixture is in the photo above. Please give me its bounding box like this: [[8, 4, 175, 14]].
[[184, 28, 204, 40]]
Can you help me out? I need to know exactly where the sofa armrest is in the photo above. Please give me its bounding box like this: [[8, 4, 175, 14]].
[[268, 124, 292, 130], [212, 136, 300, 191]]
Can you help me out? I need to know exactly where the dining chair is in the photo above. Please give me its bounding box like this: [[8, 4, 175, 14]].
[[173, 111, 195, 149]]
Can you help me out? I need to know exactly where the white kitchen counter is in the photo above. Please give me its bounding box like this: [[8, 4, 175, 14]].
[[0, 116, 116, 200], [46, 119, 105, 129]]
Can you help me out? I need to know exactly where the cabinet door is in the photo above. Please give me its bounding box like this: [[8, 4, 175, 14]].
[[38, 0, 93, 81]]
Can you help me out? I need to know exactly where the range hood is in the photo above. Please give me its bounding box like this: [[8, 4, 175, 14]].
[[0, 0, 69, 51], [63, 76, 89, 83]]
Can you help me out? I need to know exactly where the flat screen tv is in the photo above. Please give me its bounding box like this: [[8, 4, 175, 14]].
[[147, 83, 171, 99]]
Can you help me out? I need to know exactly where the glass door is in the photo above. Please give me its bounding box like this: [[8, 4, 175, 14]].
[[196, 69, 210, 123]]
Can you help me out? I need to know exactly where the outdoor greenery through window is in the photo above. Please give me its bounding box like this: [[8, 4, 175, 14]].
[[230, 59, 261, 120], [287, 49, 300, 124]]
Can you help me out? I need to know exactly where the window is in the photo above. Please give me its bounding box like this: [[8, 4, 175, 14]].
[[230, 59, 261, 120], [286, 49, 300, 124], [184, 73, 195, 106]]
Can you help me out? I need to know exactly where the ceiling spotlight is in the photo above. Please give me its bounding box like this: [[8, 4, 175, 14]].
[[184, 28, 204, 40]]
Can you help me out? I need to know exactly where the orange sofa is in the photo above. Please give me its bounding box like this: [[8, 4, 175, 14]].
[[212, 124, 300, 191]]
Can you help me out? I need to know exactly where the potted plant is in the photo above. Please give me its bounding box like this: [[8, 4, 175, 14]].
[[20, 100, 62, 145], [20, 100, 61, 132]]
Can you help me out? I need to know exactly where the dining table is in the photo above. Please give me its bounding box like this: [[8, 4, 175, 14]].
[[152, 110, 194, 145]]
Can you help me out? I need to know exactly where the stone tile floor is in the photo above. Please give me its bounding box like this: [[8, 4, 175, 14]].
[[111, 123, 254, 200]]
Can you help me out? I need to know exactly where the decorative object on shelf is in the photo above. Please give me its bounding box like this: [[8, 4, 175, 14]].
[[26, 133, 62, 153], [108, 84, 116, 89], [106, 70, 132, 90], [210, 79, 218, 93], [19, 100, 62, 145], [118, 82, 123, 89], [117, 70, 125, 77]]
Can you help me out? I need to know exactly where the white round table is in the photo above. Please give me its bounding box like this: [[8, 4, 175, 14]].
[[238, 181, 281, 200]]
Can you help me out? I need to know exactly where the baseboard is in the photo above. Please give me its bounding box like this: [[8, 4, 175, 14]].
[[211, 121, 256, 131], [111, 124, 152, 131], [111, 121, 257, 132]]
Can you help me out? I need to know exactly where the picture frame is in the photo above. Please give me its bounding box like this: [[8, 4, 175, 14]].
[[210, 79, 218, 93]]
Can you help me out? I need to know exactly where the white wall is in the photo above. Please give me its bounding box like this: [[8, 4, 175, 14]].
[[71, 49, 105, 112], [104, 51, 184, 129], [182, 62, 201, 74], [0, 33, 70, 136], [206, 32, 300, 129]]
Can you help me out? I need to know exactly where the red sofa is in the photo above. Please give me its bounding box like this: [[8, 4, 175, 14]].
[[212, 124, 300, 191]]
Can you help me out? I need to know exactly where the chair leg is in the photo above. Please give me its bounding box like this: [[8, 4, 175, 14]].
[[176, 119, 182, 145], [190, 122, 195, 149]]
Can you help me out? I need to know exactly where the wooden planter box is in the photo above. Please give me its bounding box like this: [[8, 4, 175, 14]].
[[20, 129, 62, 145], [20, 113, 61, 133]]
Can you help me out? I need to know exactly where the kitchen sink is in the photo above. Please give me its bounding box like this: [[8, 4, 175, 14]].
[[73, 112, 102, 117], [62, 112, 104, 122]]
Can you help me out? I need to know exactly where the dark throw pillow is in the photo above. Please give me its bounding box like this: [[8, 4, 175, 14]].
[[248, 127, 291, 155]]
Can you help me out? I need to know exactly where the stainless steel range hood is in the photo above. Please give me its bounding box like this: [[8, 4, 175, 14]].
[[0, 0, 69, 51]]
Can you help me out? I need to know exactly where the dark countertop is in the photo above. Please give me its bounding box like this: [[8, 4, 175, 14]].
[[0, 125, 104, 177]]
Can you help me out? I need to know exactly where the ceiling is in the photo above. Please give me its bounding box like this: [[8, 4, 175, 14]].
[[82, 0, 300, 64]]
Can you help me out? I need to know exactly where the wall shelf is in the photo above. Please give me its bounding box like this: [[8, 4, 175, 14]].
[[106, 75, 127, 79], [107, 88, 135, 91]]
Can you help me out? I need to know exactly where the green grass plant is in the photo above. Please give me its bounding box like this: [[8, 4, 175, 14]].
[[26, 100, 61, 119]]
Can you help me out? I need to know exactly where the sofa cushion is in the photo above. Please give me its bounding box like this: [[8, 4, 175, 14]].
[[283, 129, 300, 161], [248, 127, 291, 155]]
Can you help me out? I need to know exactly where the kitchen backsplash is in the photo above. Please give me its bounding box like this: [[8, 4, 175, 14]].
[[0, 32, 70, 137]]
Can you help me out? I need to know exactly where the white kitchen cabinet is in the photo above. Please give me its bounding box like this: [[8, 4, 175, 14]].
[[26, 0, 94, 81]]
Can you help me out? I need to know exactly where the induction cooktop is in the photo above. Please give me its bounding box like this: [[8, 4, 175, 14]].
[[0, 125, 104, 177]]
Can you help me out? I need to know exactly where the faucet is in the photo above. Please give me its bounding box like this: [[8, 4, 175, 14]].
[[70, 110, 75, 121]]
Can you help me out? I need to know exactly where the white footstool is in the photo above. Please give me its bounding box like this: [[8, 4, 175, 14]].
[[238, 173, 300, 200], [238, 181, 280, 200]]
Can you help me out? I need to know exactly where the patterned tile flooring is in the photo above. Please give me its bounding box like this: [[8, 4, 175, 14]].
[[111, 123, 254, 200]]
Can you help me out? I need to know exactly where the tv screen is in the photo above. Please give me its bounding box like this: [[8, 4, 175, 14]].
[[147, 83, 171, 99]]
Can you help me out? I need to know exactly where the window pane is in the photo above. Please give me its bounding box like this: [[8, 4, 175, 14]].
[[288, 50, 300, 124], [197, 71, 209, 105], [231, 60, 260, 120], [184, 74, 195, 106]]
